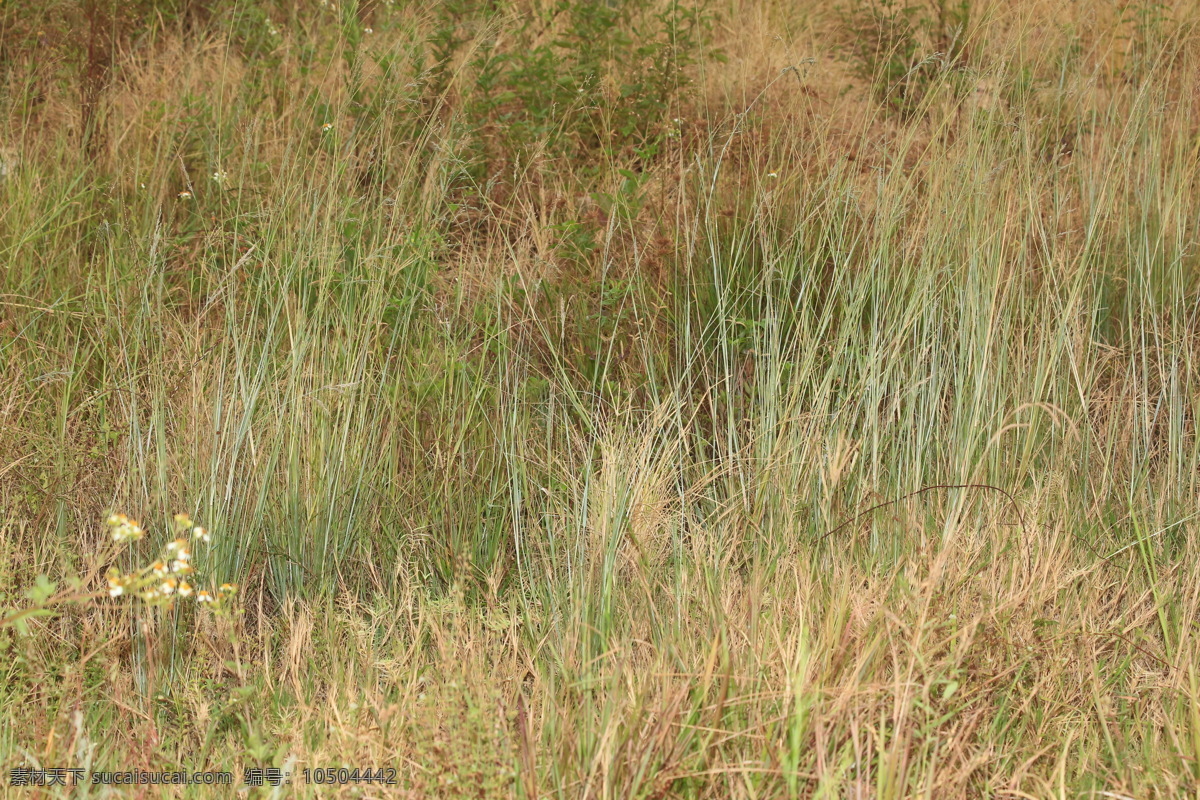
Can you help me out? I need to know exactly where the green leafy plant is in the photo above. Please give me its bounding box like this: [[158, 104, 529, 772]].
[[836, 0, 972, 119], [429, 0, 718, 179]]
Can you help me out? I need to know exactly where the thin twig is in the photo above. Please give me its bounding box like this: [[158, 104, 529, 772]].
[[819, 483, 1028, 542]]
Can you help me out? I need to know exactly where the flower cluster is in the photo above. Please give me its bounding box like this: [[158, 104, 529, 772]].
[[106, 513, 144, 543], [103, 511, 237, 613]]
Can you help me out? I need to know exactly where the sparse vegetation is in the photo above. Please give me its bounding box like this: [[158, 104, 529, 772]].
[[2, 0, 1200, 796]]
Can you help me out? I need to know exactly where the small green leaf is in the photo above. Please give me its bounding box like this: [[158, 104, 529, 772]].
[[24, 574, 57, 605]]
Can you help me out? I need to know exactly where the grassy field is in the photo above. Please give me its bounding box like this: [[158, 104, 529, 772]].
[[2, 0, 1200, 796]]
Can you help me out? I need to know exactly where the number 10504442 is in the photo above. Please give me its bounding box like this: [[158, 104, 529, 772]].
[[302, 767, 397, 785]]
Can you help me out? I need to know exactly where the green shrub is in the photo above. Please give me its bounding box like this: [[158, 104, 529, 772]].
[[427, 0, 718, 180], [835, 0, 972, 120]]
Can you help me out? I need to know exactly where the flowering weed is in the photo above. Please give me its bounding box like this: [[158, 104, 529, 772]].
[[1, 512, 239, 636]]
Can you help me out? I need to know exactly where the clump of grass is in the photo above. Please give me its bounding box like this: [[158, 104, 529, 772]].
[[2, 0, 1200, 795]]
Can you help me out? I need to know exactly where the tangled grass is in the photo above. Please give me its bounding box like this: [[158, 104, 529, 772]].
[[2, 0, 1200, 796]]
